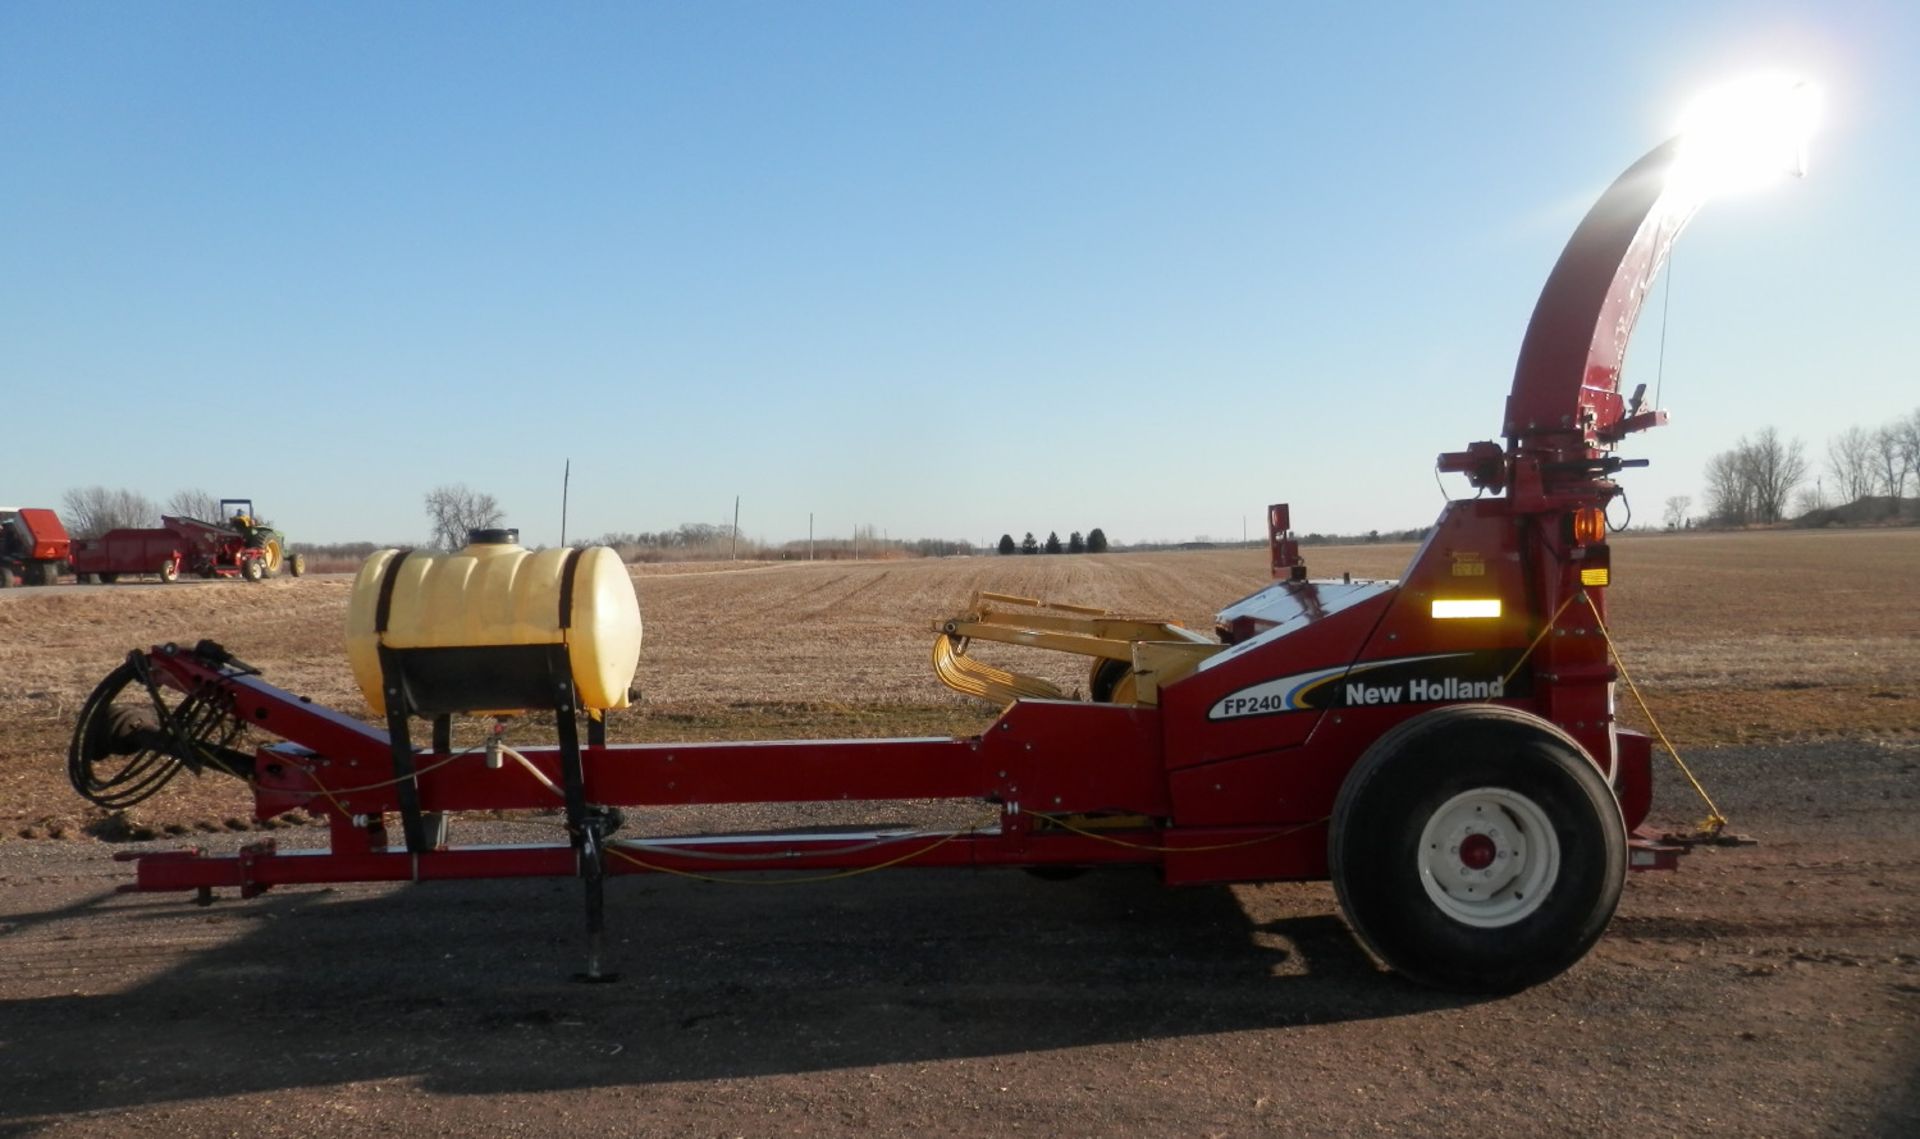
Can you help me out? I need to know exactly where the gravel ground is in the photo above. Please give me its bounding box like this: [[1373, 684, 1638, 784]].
[[1, 737, 1915, 1137]]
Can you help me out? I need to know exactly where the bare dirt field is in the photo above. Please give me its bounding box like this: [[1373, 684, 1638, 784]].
[[1, 530, 1916, 1135]]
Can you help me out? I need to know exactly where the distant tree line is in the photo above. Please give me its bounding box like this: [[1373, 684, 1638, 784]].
[[1295, 527, 1430, 545], [288, 540, 382, 561], [590, 521, 743, 554], [59, 486, 239, 539], [1695, 407, 1919, 527], [1823, 407, 1920, 510], [997, 529, 1108, 555], [1121, 526, 1432, 550], [588, 520, 975, 562]]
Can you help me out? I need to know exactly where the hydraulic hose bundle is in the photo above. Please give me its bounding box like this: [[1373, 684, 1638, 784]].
[[67, 646, 253, 810]]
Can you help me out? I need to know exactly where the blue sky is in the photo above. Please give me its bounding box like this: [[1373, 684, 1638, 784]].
[[2, 1, 1912, 547]]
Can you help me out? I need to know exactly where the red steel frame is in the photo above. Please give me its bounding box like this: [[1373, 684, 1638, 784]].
[[111, 136, 1706, 902]]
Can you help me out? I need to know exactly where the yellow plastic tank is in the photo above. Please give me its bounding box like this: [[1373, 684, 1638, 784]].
[[346, 530, 642, 716]]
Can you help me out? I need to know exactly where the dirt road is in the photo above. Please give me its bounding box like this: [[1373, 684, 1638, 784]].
[[3, 740, 1915, 1137]]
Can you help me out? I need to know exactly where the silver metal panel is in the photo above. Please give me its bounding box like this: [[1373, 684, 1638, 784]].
[[1200, 579, 1397, 672]]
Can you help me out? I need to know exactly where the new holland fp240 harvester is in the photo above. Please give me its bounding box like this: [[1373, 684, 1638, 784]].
[[65, 85, 1814, 993]]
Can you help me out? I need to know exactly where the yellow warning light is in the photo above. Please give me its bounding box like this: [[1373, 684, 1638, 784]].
[[1572, 507, 1607, 546], [1431, 599, 1503, 619], [1580, 567, 1611, 587]]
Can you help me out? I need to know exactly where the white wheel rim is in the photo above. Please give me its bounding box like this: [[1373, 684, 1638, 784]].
[[1417, 787, 1560, 928]]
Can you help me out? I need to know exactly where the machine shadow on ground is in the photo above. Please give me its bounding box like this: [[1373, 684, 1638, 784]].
[[0, 863, 1482, 1124]]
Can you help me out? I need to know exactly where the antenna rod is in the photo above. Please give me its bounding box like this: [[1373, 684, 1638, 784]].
[[561, 459, 571, 547]]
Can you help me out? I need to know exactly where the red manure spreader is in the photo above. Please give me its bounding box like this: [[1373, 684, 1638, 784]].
[[67, 499, 303, 584], [66, 93, 1812, 992]]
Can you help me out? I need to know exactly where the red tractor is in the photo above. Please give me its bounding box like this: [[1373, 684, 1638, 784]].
[[64, 90, 1813, 992]]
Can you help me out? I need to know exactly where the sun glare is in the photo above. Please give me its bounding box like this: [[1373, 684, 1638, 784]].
[[1671, 74, 1822, 196]]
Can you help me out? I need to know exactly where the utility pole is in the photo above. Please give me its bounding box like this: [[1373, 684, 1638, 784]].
[[731, 496, 740, 561], [809, 512, 814, 561]]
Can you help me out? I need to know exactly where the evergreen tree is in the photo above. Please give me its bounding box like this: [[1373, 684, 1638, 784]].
[[1068, 531, 1085, 554], [1045, 531, 1063, 554], [997, 533, 1016, 555], [1086, 528, 1109, 553], [1021, 532, 1039, 555]]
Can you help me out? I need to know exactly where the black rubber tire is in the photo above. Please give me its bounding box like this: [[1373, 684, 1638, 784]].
[[1329, 705, 1626, 994], [99, 572, 119, 584], [29, 560, 60, 586], [79, 573, 100, 585], [241, 557, 265, 583], [0, 567, 11, 588], [288, 552, 306, 578], [1088, 659, 1133, 703], [158, 560, 179, 584]]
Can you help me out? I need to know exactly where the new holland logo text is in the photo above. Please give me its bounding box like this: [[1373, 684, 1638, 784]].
[[1207, 651, 1526, 721], [1344, 676, 1505, 706]]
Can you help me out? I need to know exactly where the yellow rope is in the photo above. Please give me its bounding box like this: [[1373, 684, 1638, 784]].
[[291, 724, 533, 817], [1503, 589, 1583, 688], [303, 751, 470, 798], [605, 826, 981, 885], [603, 811, 1319, 881], [1578, 590, 1728, 836], [1027, 812, 1327, 853], [187, 740, 250, 784]]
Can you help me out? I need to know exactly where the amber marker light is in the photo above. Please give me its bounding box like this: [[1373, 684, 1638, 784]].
[[1571, 507, 1607, 546], [1431, 599, 1503, 619], [1580, 567, 1611, 587]]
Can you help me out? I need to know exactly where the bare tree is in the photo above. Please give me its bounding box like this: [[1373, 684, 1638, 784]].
[[60, 486, 157, 539], [1900, 408, 1920, 492], [1702, 430, 1806, 525], [1741, 427, 1808, 523], [1825, 426, 1878, 506], [1703, 449, 1752, 525], [1871, 424, 1911, 502], [1662, 495, 1692, 530], [165, 488, 221, 522], [424, 484, 504, 550]]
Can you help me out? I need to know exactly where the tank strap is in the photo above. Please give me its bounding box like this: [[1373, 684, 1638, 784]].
[[557, 547, 586, 632], [373, 549, 414, 636]]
